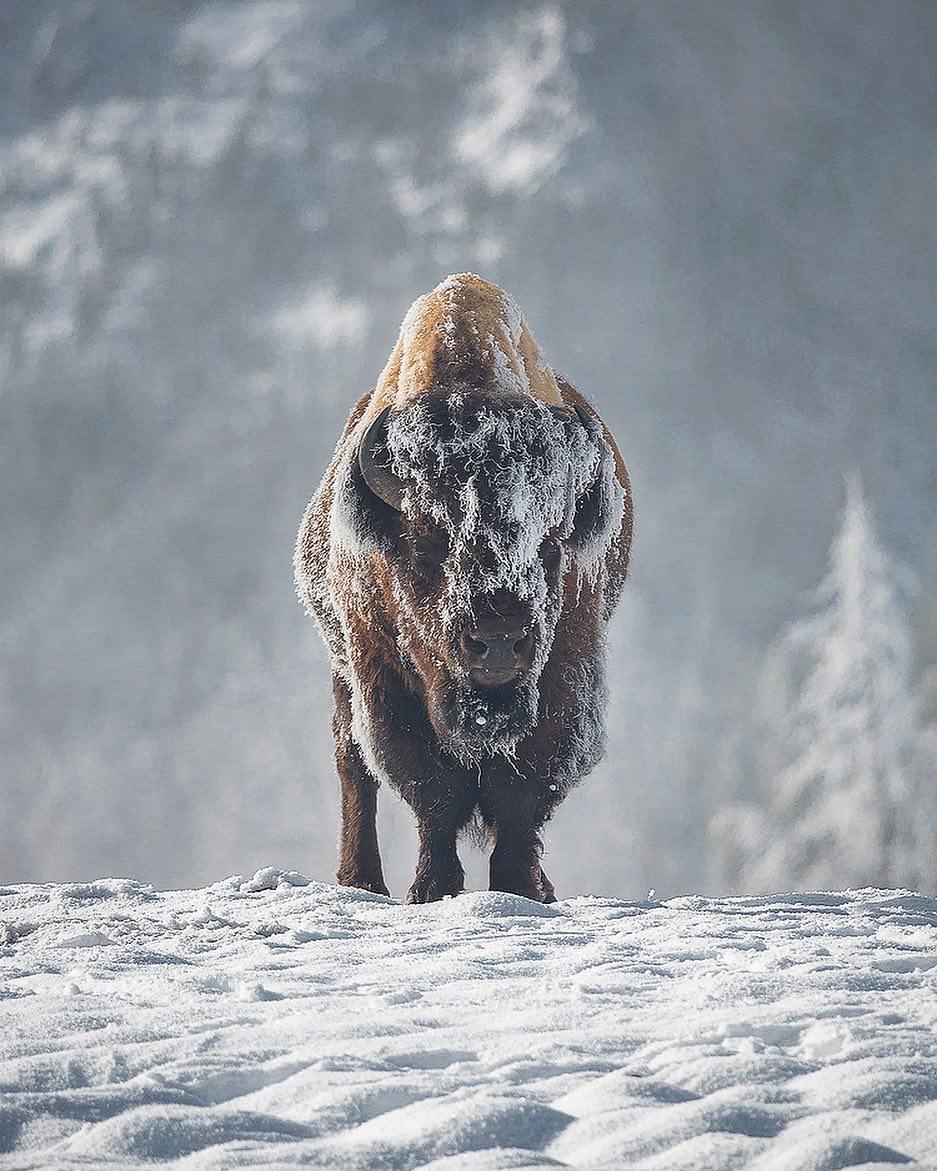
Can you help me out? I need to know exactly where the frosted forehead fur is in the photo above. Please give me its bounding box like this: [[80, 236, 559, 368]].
[[385, 398, 600, 598], [337, 273, 623, 596], [371, 273, 564, 413]]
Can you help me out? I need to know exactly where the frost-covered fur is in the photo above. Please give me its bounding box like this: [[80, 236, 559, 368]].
[[295, 274, 632, 904], [328, 392, 623, 764]]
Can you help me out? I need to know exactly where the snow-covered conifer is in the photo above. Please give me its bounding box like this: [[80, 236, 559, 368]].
[[733, 474, 928, 891]]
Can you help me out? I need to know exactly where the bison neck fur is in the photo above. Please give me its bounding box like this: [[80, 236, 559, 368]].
[[295, 274, 632, 904]]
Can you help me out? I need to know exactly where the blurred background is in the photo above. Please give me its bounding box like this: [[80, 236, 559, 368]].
[[2, 1, 936, 898]]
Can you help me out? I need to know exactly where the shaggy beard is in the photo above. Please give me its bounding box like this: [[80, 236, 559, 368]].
[[430, 677, 541, 765]]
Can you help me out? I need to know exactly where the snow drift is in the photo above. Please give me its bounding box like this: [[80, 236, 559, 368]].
[[2, 873, 937, 1168]]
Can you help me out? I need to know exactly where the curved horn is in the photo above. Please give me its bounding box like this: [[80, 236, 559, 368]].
[[573, 401, 597, 432], [358, 406, 406, 510]]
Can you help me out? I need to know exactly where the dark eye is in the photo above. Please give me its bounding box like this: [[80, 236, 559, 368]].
[[408, 533, 448, 578]]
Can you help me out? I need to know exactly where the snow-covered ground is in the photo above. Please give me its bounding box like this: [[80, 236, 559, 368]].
[[3, 872, 937, 1169]]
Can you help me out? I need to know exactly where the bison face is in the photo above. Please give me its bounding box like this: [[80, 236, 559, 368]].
[[338, 390, 622, 763]]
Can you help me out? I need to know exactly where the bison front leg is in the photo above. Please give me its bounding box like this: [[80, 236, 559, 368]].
[[406, 781, 477, 904], [480, 778, 558, 903], [332, 675, 389, 896], [354, 676, 478, 903], [488, 825, 546, 902]]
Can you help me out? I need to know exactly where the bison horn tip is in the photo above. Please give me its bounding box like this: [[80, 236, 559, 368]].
[[573, 402, 594, 431]]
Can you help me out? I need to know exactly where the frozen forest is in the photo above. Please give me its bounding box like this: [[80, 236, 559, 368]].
[[2, 1, 937, 899], [713, 476, 936, 893]]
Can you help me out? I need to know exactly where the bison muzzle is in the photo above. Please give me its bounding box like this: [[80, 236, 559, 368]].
[[295, 274, 632, 903]]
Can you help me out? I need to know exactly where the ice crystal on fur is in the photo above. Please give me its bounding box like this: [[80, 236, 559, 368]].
[[346, 392, 620, 764], [310, 384, 626, 767], [385, 396, 608, 596]]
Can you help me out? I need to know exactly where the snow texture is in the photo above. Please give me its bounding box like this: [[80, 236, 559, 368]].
[[3, 874, 937, 1168]]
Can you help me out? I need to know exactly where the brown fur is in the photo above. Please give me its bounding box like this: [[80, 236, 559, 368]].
[[371, 272, 565, 416], [295, 276, 632, 903]]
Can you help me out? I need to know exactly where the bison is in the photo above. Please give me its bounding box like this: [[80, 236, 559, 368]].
[[295, 274, 632, 903]]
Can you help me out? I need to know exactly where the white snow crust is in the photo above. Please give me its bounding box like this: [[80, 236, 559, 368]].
[[3, 874, 937, 1168]]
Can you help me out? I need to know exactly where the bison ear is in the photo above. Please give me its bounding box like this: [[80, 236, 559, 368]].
[[358, 406, 406, 511], [570, 477, 606, 549], [569, 403, 620, 556]]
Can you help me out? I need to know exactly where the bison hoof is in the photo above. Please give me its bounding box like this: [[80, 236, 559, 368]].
[[405, 874, 464, 904], [489, 879, 543, 901], [489, 867, 557, 904], [337, 873, 390, 897]]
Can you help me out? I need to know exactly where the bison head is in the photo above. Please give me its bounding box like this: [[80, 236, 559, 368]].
[[335, 390, 622, 762]]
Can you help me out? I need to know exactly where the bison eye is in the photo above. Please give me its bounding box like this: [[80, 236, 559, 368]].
[[407, 534, 448, 578]]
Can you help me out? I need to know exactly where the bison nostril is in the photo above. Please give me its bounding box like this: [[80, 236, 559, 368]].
[[462, 626, 531, 678], [463, 633, 489, 660]]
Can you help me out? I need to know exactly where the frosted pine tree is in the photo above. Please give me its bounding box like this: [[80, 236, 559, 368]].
[[740, 474, 927, 891]]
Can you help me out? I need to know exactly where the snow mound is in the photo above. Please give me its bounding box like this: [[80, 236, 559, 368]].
[[2, 880, 937, 1167], [65, 1103, 314, 1160], [415, 891, 565, 920]]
